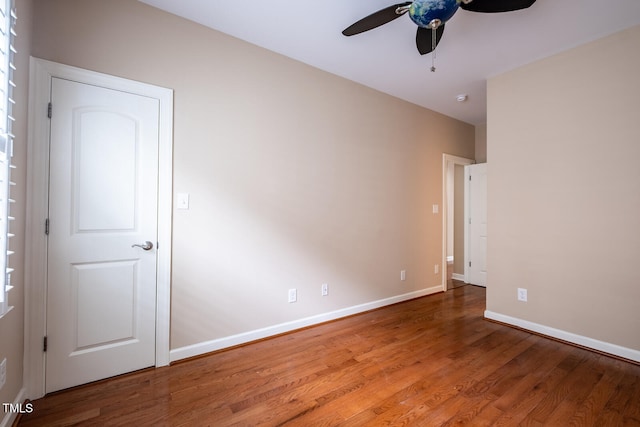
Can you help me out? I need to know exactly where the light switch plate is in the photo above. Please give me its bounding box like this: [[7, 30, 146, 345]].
[[176, 193, 190, 210]]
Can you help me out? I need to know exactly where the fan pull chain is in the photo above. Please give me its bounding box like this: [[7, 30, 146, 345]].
[[431, 27, 437, 72]]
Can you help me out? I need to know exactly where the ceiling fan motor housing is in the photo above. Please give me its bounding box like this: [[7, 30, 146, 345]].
[[409, 0, 461, 28]]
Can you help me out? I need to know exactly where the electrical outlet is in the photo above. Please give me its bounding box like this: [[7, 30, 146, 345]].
[[400, 270, 406, 281], [517, 288, 528, 302], [321, 283, 328, 296], [288, 288, 297, 303], [434, 264, 439, 274], [0, 358, 6, 391]]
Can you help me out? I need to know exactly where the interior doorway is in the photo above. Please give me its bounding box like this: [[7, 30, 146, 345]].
[[441, 154, 474, 291]]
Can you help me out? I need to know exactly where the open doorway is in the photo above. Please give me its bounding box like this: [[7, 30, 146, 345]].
[[441, 154, 474, 291]]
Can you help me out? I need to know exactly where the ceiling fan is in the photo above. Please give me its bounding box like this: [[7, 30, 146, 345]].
[[343, 0, 537, 69]]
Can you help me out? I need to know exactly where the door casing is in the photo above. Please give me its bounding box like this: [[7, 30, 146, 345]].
[[24, 57, 173, 399], [465, 163, 488, 287], [441, 154, 474, 291]]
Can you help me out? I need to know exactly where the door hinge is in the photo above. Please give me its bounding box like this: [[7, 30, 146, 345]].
[[45, 218, 49, 235], [469, 175, 472, 181], [469, 261, 472, 267], [43, 336, 48, 352], [47, 102, 52, 119]]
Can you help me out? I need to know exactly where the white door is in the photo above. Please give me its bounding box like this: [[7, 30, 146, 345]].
[[45, 77, 160, 393], [465, 163, 487, 287]]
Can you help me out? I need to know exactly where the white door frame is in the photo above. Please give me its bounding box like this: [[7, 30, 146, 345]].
[[464, 163, 487, 287], [24, 57, 173, 399], [441, 154, 474, 291]]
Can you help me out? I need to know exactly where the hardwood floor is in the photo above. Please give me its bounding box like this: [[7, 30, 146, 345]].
[[448, 279, 466, 290], [19, 285, 640, 426]]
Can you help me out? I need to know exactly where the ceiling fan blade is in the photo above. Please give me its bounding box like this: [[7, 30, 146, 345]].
[[416, 24, 445, 55], [342, 2, 412, 36], [460, 0, 536, 13]]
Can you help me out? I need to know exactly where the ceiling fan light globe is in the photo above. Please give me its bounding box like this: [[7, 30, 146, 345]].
[[409, 0, 460, 28]]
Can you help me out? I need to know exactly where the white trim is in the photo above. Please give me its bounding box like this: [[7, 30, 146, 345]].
[[464, 166, 471, 282], [484, 310, 640, 363], [0, 387, 26, 427], [0, 305, 12, 319], [463, 164, 488, 287], [24, 57, 173, 399], [171, 286, 443, 362], [441, 154, 474, 292], [451, 273, 465, 282], [154, 69, 173, 368]]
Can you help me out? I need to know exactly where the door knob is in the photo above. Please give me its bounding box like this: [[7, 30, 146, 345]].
[[131, 241, 154, 251]]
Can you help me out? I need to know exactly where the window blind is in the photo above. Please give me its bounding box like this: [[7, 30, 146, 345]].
[[0, 0, 16, 318]]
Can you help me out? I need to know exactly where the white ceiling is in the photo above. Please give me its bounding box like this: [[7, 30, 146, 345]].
[[139, 0, 640, 125]]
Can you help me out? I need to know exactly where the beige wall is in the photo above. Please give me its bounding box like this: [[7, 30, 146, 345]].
[[487, 25, 640, 352], [0, 0, 33, 411], [30, 0, 474, 351], [475, 123, 487, 163]]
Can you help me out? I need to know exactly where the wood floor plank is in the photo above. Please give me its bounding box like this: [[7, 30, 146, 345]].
[[18, 285, 640, 426], [439, 337, 551, 426], [523, 351, 604, 424], [491, 355, 582, 426], [567, 361, 626, 426], [593, 368, 640, 426], [395, 336, 534, 425]]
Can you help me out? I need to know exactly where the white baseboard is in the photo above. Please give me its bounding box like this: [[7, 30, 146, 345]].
[[171, 286, 443, 362], [1, 387, 27, 427], [451, 273, 465, 282], [484, 310, 640, 363]]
